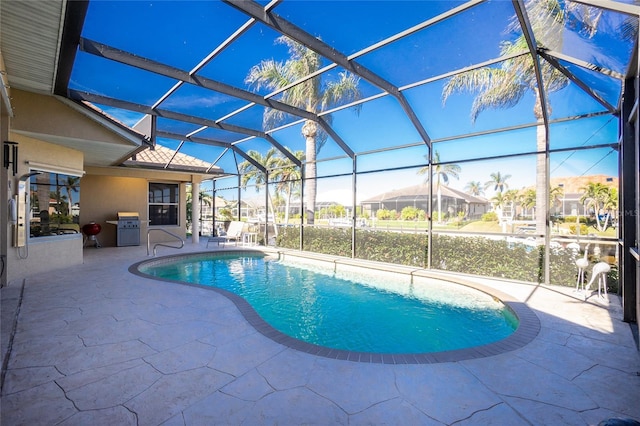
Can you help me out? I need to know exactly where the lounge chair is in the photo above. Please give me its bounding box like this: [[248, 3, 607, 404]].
[[207, 221, 245, 247]]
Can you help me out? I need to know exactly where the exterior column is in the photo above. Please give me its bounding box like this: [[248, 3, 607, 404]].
[[191, 179, 200, 244], [1, 52, 11, 287], [1, 91, 9, 287]]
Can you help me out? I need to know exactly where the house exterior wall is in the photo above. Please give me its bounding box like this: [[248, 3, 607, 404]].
[[83, 167, 193, 247], [1, 90, 198, 287], [1, 62, 11, 288], [10, 89, 134, 146], [5, 134, 84, 285], [80, 174, 148, 247]]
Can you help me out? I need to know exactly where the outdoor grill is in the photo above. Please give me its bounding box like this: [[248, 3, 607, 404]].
[[116, 212, 140, 247]]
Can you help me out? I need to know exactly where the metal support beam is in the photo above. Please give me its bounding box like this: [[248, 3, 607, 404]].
[[156, 130, 266, 173], [351, 155, 357, 259], [223, 0, 432, 148], [621, 77, 638, 324], [512, 0, 551, 285], [78, 37, 356, 158], [54, 0, 90, 96], [540, 49, 625, 81], [538, 50, 617, 113], [78, 38, 320, 123]]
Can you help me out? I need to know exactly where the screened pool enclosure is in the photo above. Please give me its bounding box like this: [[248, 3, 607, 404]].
[[58, 1, 639, 320]]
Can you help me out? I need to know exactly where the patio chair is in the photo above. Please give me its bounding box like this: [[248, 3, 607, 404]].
[[207, 221, 245, 247]]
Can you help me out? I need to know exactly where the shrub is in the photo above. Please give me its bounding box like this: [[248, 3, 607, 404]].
[[431, 211, 444, 222], [376, 209, 396, 220], [355, 229, 427, 267], [564, 216, 588, 224], [277, 225, 351, 257], [481, 211, 498, 222], [400, 206, 421, 221], [569, 224, 589, 235], [275, 227, 618, 289]]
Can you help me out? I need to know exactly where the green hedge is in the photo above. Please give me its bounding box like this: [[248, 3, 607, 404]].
[[275, 226, 618, 291], [355, 230, 427, 267]]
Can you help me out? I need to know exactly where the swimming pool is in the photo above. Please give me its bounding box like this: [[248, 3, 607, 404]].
[[132, 250, 539, 363]]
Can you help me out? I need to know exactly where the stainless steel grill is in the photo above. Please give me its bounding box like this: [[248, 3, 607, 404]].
[[116, 212, 140, 247]]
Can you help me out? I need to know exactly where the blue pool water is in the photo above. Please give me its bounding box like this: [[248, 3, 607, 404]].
[[139, 253, 518, 354]]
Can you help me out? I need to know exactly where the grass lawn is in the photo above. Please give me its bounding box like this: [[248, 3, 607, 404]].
[[457, 221, 503, 233], [308, 218, 616, 238]]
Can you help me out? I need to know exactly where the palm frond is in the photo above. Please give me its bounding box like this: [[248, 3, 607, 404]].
[[471, 78, 525, 122], [321, 72, 362, 113], [262, 107, 288, 130], [245, 60, 290, 91], [442, 67, 497, 104]]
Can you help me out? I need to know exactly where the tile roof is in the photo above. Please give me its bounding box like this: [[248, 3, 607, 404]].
[[361, 184, 488, 204], [124, 145, 223, 175]]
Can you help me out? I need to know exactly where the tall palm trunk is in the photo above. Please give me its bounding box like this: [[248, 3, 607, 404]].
[[302, 120, 317, 225], [66, 190, 74, 217], [36, 173, 50, 233], [266, 188, 278, 237], [534, 94, 548, 238], [284, 183, 292, 224], [436, 184, 442, 223]]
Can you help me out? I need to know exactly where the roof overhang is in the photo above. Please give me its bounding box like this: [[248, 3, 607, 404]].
[[1, 0, 148, 167], [8, 89, 148, 167]]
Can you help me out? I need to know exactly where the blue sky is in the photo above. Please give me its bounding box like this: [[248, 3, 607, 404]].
[[72, 1, 629, 205]]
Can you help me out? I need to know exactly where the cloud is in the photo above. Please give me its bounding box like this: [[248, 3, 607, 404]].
[[161, 93, 232, 110]]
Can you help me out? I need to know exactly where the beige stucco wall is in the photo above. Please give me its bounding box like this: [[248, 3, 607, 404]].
[[5, 134, 84, 284], [80, 175, 148, 247], [3, 89, 201, 286], [11, 89, 135, 147], [82, 167, 192, 247]]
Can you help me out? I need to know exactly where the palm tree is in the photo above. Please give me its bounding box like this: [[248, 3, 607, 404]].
[[36, 173, 50, 227], [186, 189, 212, 232], [464, 181, 484, 197], [418, 151, 461, 223], [580, 182, 617, 232], [51, 190, 68, 217], [442, 0, 603, 236], [484, 172, 511, 194], [63, 176, 80, 218], [271, 150, 304, 224], [238, 148, 281, 235], [491, 191, 507, 212], [503, 189, 520, 220], [198, 191, 213, 233], [549, 185, 564, 212], [246, 36, 361, 225], [520, 188, 537, 219], [602, 187, 618, 230]]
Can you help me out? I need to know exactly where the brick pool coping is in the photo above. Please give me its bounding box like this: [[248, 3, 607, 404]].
[[129, 249, 540, 364]]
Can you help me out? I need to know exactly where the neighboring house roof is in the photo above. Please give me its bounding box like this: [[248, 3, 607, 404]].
[[213, 197, 227, 207], [123, 145, 224, 175], [361, 184, 488, 204], [550, 175, 618, 193]]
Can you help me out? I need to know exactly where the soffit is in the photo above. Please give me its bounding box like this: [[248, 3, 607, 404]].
[[0, 0, 65, 94], [1, 0, 150, 168]]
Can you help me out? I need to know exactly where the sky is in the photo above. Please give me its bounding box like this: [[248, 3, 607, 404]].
[[72, 1, 631, 207]]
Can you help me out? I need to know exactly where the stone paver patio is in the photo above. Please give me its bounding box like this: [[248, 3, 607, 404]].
[[2, 240, 639, 425]]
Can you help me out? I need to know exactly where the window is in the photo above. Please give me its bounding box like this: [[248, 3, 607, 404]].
[[29, 171, 81, 238], [149, 183, 179, 226]]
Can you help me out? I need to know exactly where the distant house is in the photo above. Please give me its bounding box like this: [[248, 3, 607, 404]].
[[549, 175, 618, 218], [360, 184, 489, 220]]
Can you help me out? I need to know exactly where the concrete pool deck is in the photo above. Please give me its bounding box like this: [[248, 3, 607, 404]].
[[2, 240, 639, 425]]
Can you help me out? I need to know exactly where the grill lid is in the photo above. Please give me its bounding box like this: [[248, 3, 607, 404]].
[[117, 211, 139, 220]]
